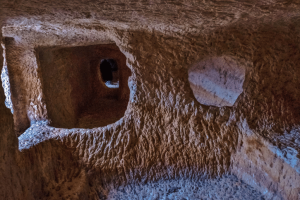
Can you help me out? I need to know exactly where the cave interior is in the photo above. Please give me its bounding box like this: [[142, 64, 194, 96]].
[[0, 1, 300, 200]]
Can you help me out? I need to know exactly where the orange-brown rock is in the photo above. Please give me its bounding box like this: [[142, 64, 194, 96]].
[[0, 1, 300, 199]]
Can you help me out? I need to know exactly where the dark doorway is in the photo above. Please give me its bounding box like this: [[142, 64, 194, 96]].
[[100, 59, 119, 88]]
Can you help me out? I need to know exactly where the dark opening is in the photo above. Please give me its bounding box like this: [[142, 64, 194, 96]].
[[38, 44, 131, 129], [100, 59, 119, 88]]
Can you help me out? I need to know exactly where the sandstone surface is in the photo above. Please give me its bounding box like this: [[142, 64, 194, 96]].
[[1, 1, 300, 200]]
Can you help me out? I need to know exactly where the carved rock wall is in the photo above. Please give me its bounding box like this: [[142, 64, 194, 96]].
[[0, 1, 300, 200]]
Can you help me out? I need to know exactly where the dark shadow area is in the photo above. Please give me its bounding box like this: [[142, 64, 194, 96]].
[[100, 59, 119, 88], [100, 59, 113, 82]]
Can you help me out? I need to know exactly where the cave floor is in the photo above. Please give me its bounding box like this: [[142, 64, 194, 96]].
[[105, 175, 266, 200], [77, 98, 128, 128]]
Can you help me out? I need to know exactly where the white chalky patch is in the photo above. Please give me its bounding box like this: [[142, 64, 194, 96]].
[[1, 42, 13, 114], [188, 56, 246, 107]]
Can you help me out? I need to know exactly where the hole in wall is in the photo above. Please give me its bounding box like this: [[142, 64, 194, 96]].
[[38, 44, 131, 128], [188, 56, 246, 107]]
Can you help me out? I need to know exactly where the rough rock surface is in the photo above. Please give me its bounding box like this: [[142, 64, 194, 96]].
[[106, 175, 265, 200], [1, 1, 300, 200]]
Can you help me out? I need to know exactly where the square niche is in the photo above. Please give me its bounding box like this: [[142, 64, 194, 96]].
[[37, 44, 131, 128]]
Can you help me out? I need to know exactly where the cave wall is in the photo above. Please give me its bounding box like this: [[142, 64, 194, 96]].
[[4, 37, 47, 134], [1, 1, 300, 200], [0, 25, 16, 200], [0, 23, 94, 200], [38, 46, 93, 128]]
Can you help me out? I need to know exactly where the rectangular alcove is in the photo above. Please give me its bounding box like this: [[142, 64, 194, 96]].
[[37, 44, 131, 128]]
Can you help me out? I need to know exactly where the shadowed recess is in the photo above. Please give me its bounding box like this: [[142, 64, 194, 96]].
[[37, 44, 131, 128]]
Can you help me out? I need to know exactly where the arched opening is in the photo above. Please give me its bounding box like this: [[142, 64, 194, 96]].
[[100, 59, 119, 88], [38, 44, 131, 128]]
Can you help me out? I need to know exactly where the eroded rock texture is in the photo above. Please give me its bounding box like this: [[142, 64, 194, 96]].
[[1, 1, 300, 200]]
